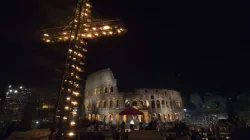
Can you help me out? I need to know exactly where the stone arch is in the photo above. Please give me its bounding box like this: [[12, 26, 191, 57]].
[[108, 114, 112, 121], [122, 115, 127, 123], [97, 101, 100, 108], [132, 100, 138, 107], [151, 95, 154, 99], [158, 113, 161, 121], [170, 101, 173, 110], [102, 114, 106, 122], [110, 86, 114, 93], [115, 114, 120, 123], [88, 101, 91, 108], [116, 100, 120, 108], [161, 100, 165, 108], [110, 100, 113, 108], [151, 101, 155, 108], [96, 114, 100, 121], [103, 100, 106, 108], [92, 114, 96, 120], [104, 87, 107, 93], [94, 88, 97, 95], [146, 100, 149, 107], [164, 114, 167, 120], [139, 100, 144, 107], [88, 114, 91, 120], [156, 100, 160, 108]]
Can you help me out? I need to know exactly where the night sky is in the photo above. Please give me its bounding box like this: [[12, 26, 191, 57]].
[[1, 0, 250, 96]]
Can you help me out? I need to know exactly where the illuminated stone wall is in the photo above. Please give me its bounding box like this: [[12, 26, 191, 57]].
[[84, 69, 183, 124]]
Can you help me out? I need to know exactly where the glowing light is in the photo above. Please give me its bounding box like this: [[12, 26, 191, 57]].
[[102, 31, 106, 35], [183, 109, 187, 112], [86, 3, 90, 7], [73, 91, 79, 96], [9, 85, 11, 88], [103, 26, 110, 30], [44, 34, 49, 37], [87, 34, 92, 38], [42, 105, 49, 108], [19, 86, 23, 89], [36, 121, 39, 124], [63, 116, 67, 120], [68, 132, 74, 137], [94, 33, 99, 36], [65, 106, 69, 110], [70, 121, 76, 126], [46, 39, 50, 43], [69, 49, 72, 52], [74, 19, 78, 22], [63, 32, 67, 35], [92, 27, 96, 30], [9, 90, 13, 92], [72, 111, 77, 115], [14, 90, 18, 93], [72, 101, 78, 106], [82, 48, 87, 52], [109, 31, 113, 35], [66, 97, 70, 101]]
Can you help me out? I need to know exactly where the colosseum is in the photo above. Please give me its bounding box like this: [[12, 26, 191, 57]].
[[83, 68, 183, 124]]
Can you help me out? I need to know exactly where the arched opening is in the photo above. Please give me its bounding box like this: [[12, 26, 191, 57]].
[[97, 101, 100, 108], [168, 114, 171, 120], [110, 87, 114, 93], [92, 114, 95, 120], [103, 100, 106, 108], [102, 114, 106, 122], [96, 114, 100, 121], [104, 87, 107, 93], [151, 101, 155, 108], [88, 101, 92, 108], [151, 95, 154, 99], [132, 101, 137, 107], [170, 101, 173, 110], [166, 101, 168, 108], [157, 100, 160, 108], [161, 100, 165, 108], [109, 114, 112, 121], [123, 115, 127, 123], [146, 100, 149, 107], [158, 114, 161, 121], [115, 114, 120, 123], [110, 100, 113, 108], [116, 100, 120, 108], [139, 101, 144, 107], [88, 114, 91, 120]]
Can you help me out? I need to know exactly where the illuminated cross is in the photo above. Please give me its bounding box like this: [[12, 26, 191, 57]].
[[40, 0, 126, 138]]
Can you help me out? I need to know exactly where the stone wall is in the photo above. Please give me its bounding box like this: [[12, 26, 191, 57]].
[[83, 69, 183, 124]]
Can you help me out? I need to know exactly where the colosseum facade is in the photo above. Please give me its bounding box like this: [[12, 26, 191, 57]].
[[83, 68, 183, 124]]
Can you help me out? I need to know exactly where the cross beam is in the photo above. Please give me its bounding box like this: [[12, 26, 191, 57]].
[[39, 0, 126, 139]]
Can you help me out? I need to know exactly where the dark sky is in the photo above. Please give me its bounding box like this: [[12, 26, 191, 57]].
[[1, 0, 250, 96]]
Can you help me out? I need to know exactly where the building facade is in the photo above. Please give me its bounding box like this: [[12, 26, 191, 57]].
[[83, 69, 183, 124]]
